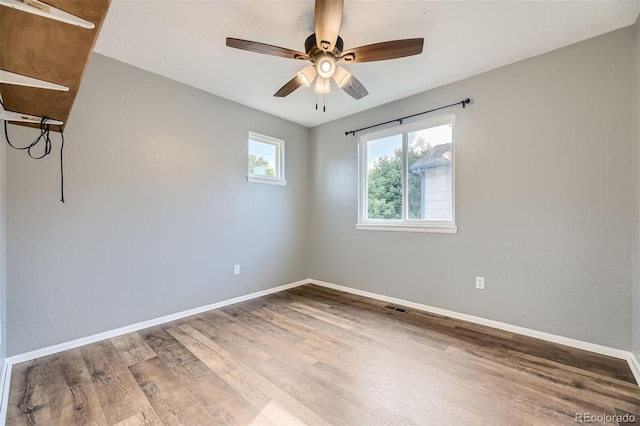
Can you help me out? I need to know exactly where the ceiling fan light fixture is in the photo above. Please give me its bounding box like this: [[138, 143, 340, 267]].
[[314, 78, 331, 94], [332, 66, 351, 88], [227, 1, 424, 102], [297, 65, 316, 87], [315, 54, 336, 79]]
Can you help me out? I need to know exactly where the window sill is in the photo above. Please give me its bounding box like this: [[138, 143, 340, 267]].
[[247, 176, 287, 186], [356, 224, 458, 234]]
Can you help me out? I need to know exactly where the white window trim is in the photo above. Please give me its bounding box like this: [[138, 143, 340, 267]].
[[355, 224, 458, 233], [357, 114, 457, 233], [247, 131, 286, 186], [247, 175, 287, 186]]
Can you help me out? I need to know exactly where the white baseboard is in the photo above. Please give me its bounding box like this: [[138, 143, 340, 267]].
[[628, 353, 640, 386], [308, 279, 636, 363], [3, 276, 638, 426], [7, 276, 635, 369], [0, 358, 11, 426], [8, 277, 633, 366], [7, 279, 309, 366]]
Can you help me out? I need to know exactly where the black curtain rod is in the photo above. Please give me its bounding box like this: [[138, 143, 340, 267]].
[[345, 98, 471, 136]]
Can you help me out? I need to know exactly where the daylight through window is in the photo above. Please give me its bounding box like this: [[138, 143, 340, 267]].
[[247, 132, 286, 186], [358, 115, 456, 233]]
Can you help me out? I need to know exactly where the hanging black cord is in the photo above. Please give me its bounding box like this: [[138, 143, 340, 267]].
[[58, 125, 64, 203], [0, 98, 66, 202]]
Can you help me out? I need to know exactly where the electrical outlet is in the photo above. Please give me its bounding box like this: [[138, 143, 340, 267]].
[[234, 265, 240, 275], [475, 276, 485, 290]]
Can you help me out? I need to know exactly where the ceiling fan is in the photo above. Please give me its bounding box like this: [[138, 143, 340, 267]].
[[226, 0, 424, 101]]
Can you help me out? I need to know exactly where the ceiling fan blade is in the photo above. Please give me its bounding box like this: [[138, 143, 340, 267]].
[[274, 76, 303, 97], [341, 38, 424, 63], [314, 0, 344, 51], [226, 38, 308, 60], [340, 74, 368, 100]]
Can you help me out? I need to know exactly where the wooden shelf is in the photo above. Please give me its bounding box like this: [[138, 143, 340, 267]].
[[0, 0, 111, 130]]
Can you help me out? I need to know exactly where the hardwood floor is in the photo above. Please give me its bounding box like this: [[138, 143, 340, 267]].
[[6, 284, 640, 425]]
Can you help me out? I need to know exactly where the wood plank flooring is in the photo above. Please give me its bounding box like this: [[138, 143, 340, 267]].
[[6, 284, 640, 425]]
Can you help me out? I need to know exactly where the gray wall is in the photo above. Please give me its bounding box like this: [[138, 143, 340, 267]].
[[309, 27, 635, 350], [0, 136, 6, 366], [4, 26, 638, 357], [6, 54, 309, 356], [633, 15, 640, 359]]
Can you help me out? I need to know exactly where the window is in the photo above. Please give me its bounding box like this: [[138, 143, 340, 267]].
[[247, 132, 286, 186], [357, 115, 456, 233]]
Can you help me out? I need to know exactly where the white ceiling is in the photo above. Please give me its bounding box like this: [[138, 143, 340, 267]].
[[94, 0, 640, 127]]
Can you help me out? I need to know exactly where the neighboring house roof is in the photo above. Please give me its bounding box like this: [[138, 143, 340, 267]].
[[410, 143, 452, 173]]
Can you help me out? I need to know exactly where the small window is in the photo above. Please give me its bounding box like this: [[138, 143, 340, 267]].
[[357, 115, 456, 233], [247, 132, 286, 186]]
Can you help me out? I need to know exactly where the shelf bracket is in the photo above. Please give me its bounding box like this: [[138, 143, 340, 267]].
[[0, 95, 63, 125], [0, 70, 69, 91], [0, 0, 94, 29]]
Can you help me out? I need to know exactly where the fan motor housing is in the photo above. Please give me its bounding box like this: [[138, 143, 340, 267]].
[[305, 33, 344, 60]]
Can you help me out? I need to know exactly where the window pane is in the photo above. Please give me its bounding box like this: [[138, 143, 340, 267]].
[[367, 134, 402, 219], [249, 139, 277, 177], [407, 123, 453, 220]]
